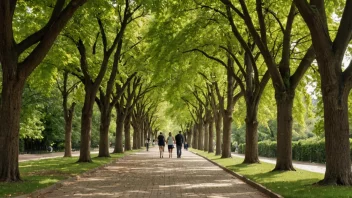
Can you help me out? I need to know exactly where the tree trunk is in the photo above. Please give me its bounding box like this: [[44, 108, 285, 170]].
[[243, 115, 259, 163], [98, 108, 111, 157], [136, 127, 140, 149], [204, 121, 209, 151], [192, 124, 198, 149], [140, 122, 144, 148], [187, 127, 192, 148], [319, 64, 352, 185], [208, 118, 214, 153], [124, 113, 132, 151], [273, 91, 295, 170], [198, 122, 204, 150], [138, 122, 143, 148], [215, 113, 222, 155], [293, 0, 352, 185], [78, 94, 94, 162], [64, 120, 73, 157], [64, 103, 75, 157], [113, 115, 124, 153], [132, 124, 137, 149], [221, 110, 232, 158], [243, 98, 260, 163], [0, 80, 25, 181], [221, 62, 235, 158]]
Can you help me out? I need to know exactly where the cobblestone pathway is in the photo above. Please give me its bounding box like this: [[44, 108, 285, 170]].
[[42, 147, 267, 198]]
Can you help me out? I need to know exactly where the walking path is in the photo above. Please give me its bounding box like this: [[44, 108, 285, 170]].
[[39, 147, 267, 198], [19, 150, 102, 162], [231, 153, 326, 174]]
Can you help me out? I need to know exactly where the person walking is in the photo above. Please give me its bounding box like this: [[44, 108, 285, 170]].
[[167, 132, 175, 158], [157, 132, 165, 158], [184, 141, 188, 150], [175, 131, 184, 158], [145, 138, 150, 151]]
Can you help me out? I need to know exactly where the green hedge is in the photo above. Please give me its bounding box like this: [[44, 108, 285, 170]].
[[238, 138, 352, 163]]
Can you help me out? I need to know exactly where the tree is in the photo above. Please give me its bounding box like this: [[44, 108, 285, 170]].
[[95, 0, 143, 157], [56, 71, 78, 157], [294, 0, 352, 185], [67, 15, 122, 162], [186, 47, 244, 158], [0, 0, 87, 182], [113, 75, 140, 153], [211, 81, 224, 155], [221, 0, 315, 169]]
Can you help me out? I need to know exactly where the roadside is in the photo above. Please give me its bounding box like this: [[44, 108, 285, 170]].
[[2, 150, 132, 197], [193, 149, 348, 198], [232, 153, 326, 174], [19, 148, 114, 162]]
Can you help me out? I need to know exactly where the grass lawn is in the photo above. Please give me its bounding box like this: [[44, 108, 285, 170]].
[[0, 151, 136, 197], [191, 149, 352, 198]]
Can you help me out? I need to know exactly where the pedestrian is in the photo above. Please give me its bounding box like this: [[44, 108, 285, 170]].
[[157, 132, 165, 158], [145, 138, 150, 151], [167, 132, 175, 158], [175, 131, 184, 158], [184, 141, 188, 150]]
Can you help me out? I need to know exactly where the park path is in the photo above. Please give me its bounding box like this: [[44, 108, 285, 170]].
[[231, 153, 326, 174], [40, 147, 268, 198], [19, 150, 101, 162]]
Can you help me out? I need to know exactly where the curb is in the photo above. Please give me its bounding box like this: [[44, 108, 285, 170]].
[[16, 154, 131, 198], [191, 151, 283, 198]]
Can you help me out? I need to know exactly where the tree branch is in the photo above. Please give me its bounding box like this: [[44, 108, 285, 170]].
[[184, 48, 227, 68], [18, 0, 88, 78], [219, 45, 246, 77], [266, 8, 285, 33], [256, 0, 267, 45], [220, 0, 245, 19], [290, 45, 315, 89], [200, 5, 228, 19], [332, 0, 352, 59], [16, 0, 66, 54]]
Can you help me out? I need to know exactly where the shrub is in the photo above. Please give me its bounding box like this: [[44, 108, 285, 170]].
[[238, 138, 350, 163]]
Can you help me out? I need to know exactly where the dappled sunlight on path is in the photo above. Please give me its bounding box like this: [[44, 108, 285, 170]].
[[42, 147, 267, 197]]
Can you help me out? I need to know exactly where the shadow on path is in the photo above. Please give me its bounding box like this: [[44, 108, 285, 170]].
[[42, 147, 267, 197]]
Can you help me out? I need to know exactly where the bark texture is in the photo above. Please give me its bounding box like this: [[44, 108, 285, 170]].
[[114, 115, 125, 153], [221, 109, 232, 158], [64, 102, 75, 157], [197, 122, 204, 150], [192, 124, 198, 149], [273, 91, 295, 170], [78, 92, 94, 162], [98, 109, 111, 157], [0, 81, 24, 181], [208, 118, 214, 153], [215, 115, 222, 155], [124, 113, 132, 151], [243, 104, 260, 163], [203, 121, 209, 152]]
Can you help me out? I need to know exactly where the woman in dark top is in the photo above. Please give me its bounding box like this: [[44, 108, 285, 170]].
[[157, 132, 165, 158]]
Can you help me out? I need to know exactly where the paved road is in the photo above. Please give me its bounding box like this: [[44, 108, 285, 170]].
[[231, 153, 326, 174], [40, 147, 267, 198], [19, 149, 107, 162]]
